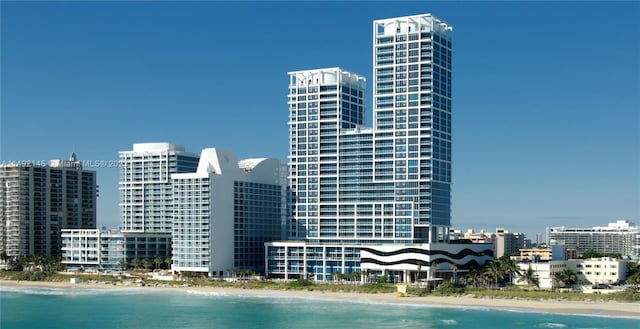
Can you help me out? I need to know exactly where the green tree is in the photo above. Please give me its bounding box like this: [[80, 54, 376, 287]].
[[581, 249, 604, 259], [31, 254, 45, 272], [450, 263, 458, 285], [154, 256, 163, 270], [518, 265, 540, 288], [499, 257, 520, 286], [485, 260, 503, 288], [626, 272, 640, 285], [119, 259, 127, 271], [552, 269, 577, 289], [164, 257, 172, 270], [142, 258, 153, 270], [131, 258, 141, 271]]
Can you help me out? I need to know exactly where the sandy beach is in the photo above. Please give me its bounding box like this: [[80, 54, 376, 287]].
[[2, 280, 639, 318]]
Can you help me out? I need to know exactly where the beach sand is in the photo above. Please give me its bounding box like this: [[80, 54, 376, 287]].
[[2, 279, 639, 318]]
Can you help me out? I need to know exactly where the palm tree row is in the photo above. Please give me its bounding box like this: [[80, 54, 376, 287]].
[[460, 256, 525, 288], [125, 257, 172, 271], [2, 254, 64, 273], [552, 269, 578, 289]]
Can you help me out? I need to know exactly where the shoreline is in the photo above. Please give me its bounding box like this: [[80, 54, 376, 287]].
[[2, 280, 639, 318]]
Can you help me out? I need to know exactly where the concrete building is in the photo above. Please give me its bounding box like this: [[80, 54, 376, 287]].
[[118, 143, 199, 262], [61, 229, 124, 270], [0, 154, 96, 257], [171, 149, 285, 277], [495, 228, 526, 258], [513, 257, 627, 289], [547, 220, 640, 259], [266, 14, 492, 281]]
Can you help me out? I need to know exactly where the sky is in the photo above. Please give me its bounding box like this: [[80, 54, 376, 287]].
[[1, 1, 638, 240]]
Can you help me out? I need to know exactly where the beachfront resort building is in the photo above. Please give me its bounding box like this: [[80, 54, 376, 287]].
[[118, 143, 200, 262], [171, 149, 285, 277], [547, 220, 640, 260], [0, 154, 96, 258], [265, 14, 493, 282]]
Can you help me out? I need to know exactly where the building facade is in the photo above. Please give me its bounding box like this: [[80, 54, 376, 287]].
[[547, 220, 640, 259], [171, 149, 285, 277], [495, 229, 526, 258], [266, 14, 491, 281], [0, 154, 96, 258], [118, 143, 200, 262], [61, 229, 124, 270], [513, 257, 627, 289]]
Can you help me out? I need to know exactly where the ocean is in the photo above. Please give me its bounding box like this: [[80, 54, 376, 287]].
[[0, 286, 637, 329]]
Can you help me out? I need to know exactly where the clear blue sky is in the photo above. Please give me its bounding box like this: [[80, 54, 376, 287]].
[[2, 1, 638, 239]]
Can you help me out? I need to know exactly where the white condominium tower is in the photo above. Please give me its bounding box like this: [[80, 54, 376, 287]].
[[119, 143, 199, 233], [372, 14, 452, 242], [118, 143, 199, 261], [171, 149, 285, 277], [287, 14, 453, 245]]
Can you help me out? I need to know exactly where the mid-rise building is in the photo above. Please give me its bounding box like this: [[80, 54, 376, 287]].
[[61, 229, 124, 270], [266, 14, 494, 282], [495, 228, 526, 258], [118, 143, 199, 262], [171, 149, 285, 277], [547, 220, 640, 259], [0, 154, 96, 257]]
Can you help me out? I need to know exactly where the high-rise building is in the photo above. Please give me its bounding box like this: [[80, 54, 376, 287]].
[[171, 149, 285, 276], [266, 14, 493, 282], [548, 220, 640, 259], [118, 143, 199, 261], [0, 154, 96, 258]]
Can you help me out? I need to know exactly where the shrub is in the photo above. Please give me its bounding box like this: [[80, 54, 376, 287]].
[[288, 279, 313, 288]]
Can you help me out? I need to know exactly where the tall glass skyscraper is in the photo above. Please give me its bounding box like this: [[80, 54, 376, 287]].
[[286, 14, 453, 245], [266, 14, 491, 282]]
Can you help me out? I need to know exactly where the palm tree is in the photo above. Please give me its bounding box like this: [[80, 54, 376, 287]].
[[131, 258, 141, 271], [430, 261, 438, 279], [485, 260, 503, 288], [164, 257, 172, 270], [552, 269, 577, 289], [450, 263, 458, 285], [499, 257, 520, 286], [416, 261, 423, 282], [142, 258, 152, 270], [518, 265, 540, 288], [154, 256, 163, 270], [30, 254, 45, 272], [119, 259, 127, 272]]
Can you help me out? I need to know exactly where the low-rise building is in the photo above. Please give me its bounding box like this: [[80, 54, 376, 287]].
[[61, 229, 124, 270], [265, 242, 494, 282], [513, 257, 627, 289]]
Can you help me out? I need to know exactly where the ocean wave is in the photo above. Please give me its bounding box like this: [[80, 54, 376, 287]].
[[0, 286, 146, 296], [539, 323, 567, 328], [441, 319, 457, 325]]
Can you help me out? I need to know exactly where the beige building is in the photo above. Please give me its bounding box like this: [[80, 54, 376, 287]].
[[0, 154, 96, 258]]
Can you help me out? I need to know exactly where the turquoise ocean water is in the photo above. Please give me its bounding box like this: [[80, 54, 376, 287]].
[[1, 286, 638, 329]]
